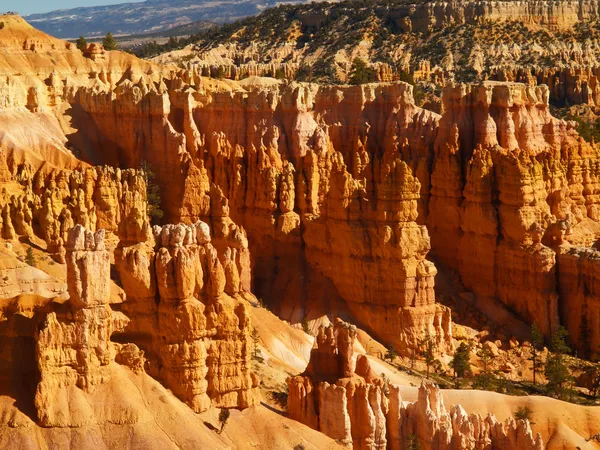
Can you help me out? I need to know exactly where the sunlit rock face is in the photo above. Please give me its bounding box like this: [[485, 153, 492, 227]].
[[288, 318, 544, 450]]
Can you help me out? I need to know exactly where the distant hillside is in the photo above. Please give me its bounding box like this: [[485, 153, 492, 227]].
[[142, 0, 600, 110], [25, 0, 302, 39]]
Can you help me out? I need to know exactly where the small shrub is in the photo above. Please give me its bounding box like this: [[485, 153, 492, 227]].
[[76, 36, 87, 51], [301, 317, 310, 335], [218, 408, 230, 433], [514, 406, 534, 424], [272, 389, 288, 409], [25, 247, 36, 267], [385, 344, 398, 363]]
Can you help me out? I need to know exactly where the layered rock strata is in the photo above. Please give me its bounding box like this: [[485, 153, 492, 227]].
[[6, 218, 258, 428], [75, 79, 452, 356], [288, 319, 544, 450], [45, 61, 600, 358], [428, 82, 600, 354], [116, 220, 259, 411], [6, 12, 600, 361]]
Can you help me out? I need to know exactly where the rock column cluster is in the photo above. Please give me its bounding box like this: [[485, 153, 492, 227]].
[[288, 319, 544, 450], [35, 225, 130, 426], [117, 221, 259, 412]]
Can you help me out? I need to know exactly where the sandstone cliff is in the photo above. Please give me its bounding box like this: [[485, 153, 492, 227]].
[[60, 61, 600, 359], [288, 318, 544, 450], [72, 78, 453, 356], [116, 221, 259, 411]]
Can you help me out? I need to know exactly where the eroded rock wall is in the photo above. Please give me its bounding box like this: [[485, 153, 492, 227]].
[[0, 161, 148, 257], [288, 319, 544, 450], [389, 0, 600, 33], [74, 79, 452, 356], [116, 220, 259, 412], [428, 82, 600, 352], [35, 225, 132, 426]]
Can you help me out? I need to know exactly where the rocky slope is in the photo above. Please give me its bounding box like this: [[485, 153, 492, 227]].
[[149, 0, 600, 111], [2, 12, 600, 450]]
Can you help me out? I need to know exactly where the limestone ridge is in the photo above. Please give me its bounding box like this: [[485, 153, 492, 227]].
[[288, 318, 544, 450]]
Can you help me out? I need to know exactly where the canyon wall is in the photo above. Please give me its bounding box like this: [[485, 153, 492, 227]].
[[4, 12, 600, 360], [0, 160, 148, 259], [73, 78, 453, 356], [388, 0, 600, 33], [116, 221, 259, 412], [288, 319, 544, 450], [3, 219, 258, 429], [66, 70, 600, 357]]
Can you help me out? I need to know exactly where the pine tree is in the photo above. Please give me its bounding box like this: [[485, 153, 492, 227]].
[[475, 346, 494, 390], [450, 342, 471, 388], [544, 326, 573, 399], [418, 332, 436, 379], [348, 58, 377, 85], [385, 344, 398, 363], [514, 406, 534, 424], [218, 408, 230, 433], [102, 32, 118, 51], [140, 160, 163, 225], [25, 247, 36, 267], [530, 322, 544, 385], [251, 327, 263, 363], [406, 434, 422, 450], [76, 36, 87, 51], [579, 310, 591, 359]]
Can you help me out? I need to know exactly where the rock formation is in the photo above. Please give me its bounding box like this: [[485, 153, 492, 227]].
[[116, 220, 259, 412], [35, 225, 132, 426], [288, 319, 544, 450], [73, 79, 452, 356], [0, 164, 148, 256]]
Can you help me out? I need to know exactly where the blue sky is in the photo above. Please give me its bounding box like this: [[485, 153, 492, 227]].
[[2, 0, 144, 16]]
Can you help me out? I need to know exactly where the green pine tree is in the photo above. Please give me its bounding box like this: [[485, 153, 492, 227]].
[[385, 344, 398, 363], [530, 322, 544, 385], [450, 342, 472, 388], [348, 58, 378, 85], [406, 433, 422, 450], [140, 160, 164, 225], [544, 326, 573, 399], [102, 32, 118, 51], [474, 346, 494, 390], [218, 408, 230, 433], [76, 36, 87, 51], [25, 247, 36, 267], [418, 332, 436, 379]]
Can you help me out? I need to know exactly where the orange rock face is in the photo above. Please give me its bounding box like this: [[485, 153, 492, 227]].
[[35, 225, 131, 426], [426, 82, 600, 357], [116, 221, 259, 412], [72, 80, 453, 356], [68, 72, 600, 358], [288, 318, 543, 450], [0, 162, 148, 258]]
